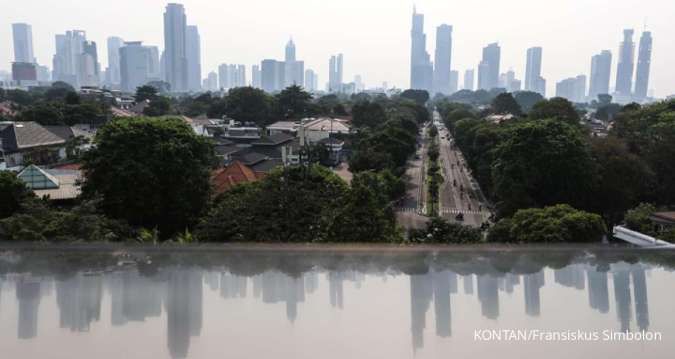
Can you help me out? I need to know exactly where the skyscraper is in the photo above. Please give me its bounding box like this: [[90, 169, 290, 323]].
[[163, 3, 188, 92], [634, 31, 653, 101], [261, 59, 282, 93], [477, 43, 500, 90], [449, 70, 459, 94], [409, 7, 433, 92], [120, 41, 161, 93], [79, 40, 100, 87], [525, 47, 546, 95], [12, 23, 35, 63], [105, 37, 124, 86], [433, 24, 453, 95], [556, 75, 586, 103], [463, 69, 474, 91], [588, 50, 612, 100], [186, 25, 202, 92], [329, 54, 343, 93], [251, 65, 261, 88], [284, 39, 304, 87], [615, 29, 635, 99], [305, 69, 318, 92], [52, 30, 86, 87]]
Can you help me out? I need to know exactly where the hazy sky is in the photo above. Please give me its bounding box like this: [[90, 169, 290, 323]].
[[2, 0, 674, 97]]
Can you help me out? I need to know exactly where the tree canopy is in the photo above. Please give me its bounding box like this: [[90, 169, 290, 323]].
[[82, 117, 215, 236]]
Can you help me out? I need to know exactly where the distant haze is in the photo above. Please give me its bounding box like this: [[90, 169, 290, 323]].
[[2, 0, 673, 97]]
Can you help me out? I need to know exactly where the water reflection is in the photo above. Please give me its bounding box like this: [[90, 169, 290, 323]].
[[0, 249, 673, 358]]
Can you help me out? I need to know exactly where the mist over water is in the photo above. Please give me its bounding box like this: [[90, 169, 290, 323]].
[[0, 248, 674, 358]]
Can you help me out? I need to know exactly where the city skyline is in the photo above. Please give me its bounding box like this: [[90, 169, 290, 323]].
[[1, 0, 673, 97]]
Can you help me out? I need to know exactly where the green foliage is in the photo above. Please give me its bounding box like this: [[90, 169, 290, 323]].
[[135, 85, 159, 102], [409, 217, 482, 244], [0, 171, 35, 219], [624, 203, 657, 234], [196, 165, 399, 242], [82, 117, 215, 237], [0, 200, 132, 242], [589, 137, 654, 225], [223, 87, 275, 127], [513, 91, 544, 114], [529, 97, 580, 125], [143, 96, 172, 117], [612, 99, 675, 205], [352, 101, 388, 128], [493, 119, 594, 216], [489, 205, 606, 243], [400, 89, 430, 106], [276, 85, 313, 119], [137, 227, 160, 244], [492, 93, 522, 116]]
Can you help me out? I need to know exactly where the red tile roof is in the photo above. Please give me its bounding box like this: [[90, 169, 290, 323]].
[[211, 161, 264, 195]]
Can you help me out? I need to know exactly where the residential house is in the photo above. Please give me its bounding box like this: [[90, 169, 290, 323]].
[[1, 121, 69, 168], [211, 160, 264, 195], [17, 164, 82, 201]]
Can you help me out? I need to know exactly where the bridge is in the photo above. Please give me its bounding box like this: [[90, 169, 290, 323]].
[[612, 226, 675, 248]]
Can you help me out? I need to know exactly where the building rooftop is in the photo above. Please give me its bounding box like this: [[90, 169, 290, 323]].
[[251, 133, 295, 146], [0, 121, 70, 152], [17, 164, 82, 200], [211, 161, 263, 195]]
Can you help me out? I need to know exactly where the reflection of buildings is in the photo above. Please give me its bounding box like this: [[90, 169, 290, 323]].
[[463, 274, 474, 295], [631, 266, 649, 331], [554, 264, 586, 290], [56, 275, 103, 332], [410, 274, 433, 352], [523, 271, 545, 317], [108, 271, 164, 326], [586, 266, 609, 313], [500, 273, 520, 294], [16, 278, 42, 339], [166, 270, 203, 359], [477, 275, 499, 320], [432, 271, 452, 337], [220, 272, 247, 299], [612, 266, 632, 332], [328, 272, 344, 309]]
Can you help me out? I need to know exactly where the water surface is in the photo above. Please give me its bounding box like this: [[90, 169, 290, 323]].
[[1, 247, 674, 358]]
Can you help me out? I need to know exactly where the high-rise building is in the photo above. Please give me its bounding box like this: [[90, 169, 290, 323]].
[[163, 3, 188, 92], [218, 64, 246, 90], [12, 23, 35, 63], [305, 69, 318, 92], [11, 62, 37, 82], [477, 43, 500, 90], [285, 39, 296, 63], [261, 59, 283, 93], [186, 25, 202, 92], [120, 41, 161, 93], [588, 50, 612, 100], [525, 47, 546, 95], [556, 75, 586, 103], [52, 30, 86, 87], [203, 71, 218, 92], [615, 29, 635, 99], [463, 69, 474, 91], [449, 70, 459, 94], [79, 41, 100, 87], [328, 54, 344, 93], [409, 7, 433, 92], [283, 39, 304, 88], [634, 31, 653, 101], [433, 24, 453, 95], [251, 65, 261, 88], [105, 37, 124, 87], [499, 70, 521, 92]]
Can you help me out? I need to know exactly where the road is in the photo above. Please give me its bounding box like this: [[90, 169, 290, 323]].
[[434, 112, 491, 228], [396, 124, 430, 230]]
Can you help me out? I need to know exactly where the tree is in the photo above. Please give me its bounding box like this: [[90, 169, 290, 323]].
[[143, 96, 172, 116], [488, 205, 606, 243], [224, 87, 275, 127], [409, 217, 482, 244], [18, 102, 66, 125], [492, 119, 595, 216], [513, 91, 544, 113], [597, 94, 613, 107], [529, 97, 580, 124], [276, 85, 313, 119], [492, 93, 522, 116], [589, 136, 654, 225], [0, 171, 34, 219], [624, 203, 658, 234], [400, 89, 430, 106], [352, 101, 387, 128], [135, 85, 159, 102], [82, 117, 215, 236]]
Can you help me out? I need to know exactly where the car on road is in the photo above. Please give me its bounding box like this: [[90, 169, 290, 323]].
[[455, 213, 464, 221]]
